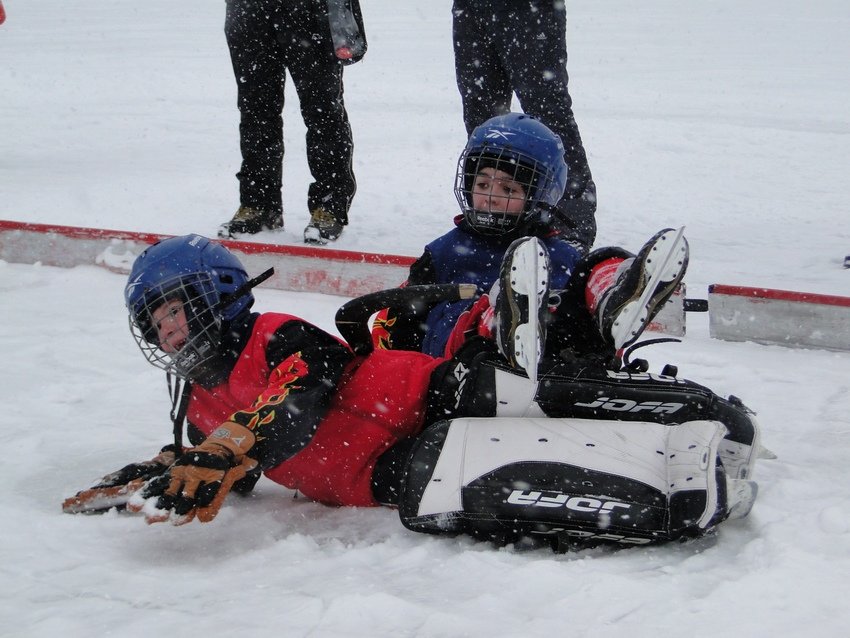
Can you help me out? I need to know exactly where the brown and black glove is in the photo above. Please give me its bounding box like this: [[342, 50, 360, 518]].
[[62, 445, 181, 514], [133, 423, 258, 525]]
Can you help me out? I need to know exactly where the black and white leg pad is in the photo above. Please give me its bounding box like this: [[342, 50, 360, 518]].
[[399, 417, 735, 546], [441, 358, 762, 480]]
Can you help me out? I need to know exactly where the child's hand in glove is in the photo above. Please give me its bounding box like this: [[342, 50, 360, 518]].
[[93, 445, 180, 487], [129, 423, 258, 525], [61, 445, 181, 514]]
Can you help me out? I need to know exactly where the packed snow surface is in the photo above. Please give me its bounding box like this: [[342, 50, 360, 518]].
[[1, 1, 849, 636]]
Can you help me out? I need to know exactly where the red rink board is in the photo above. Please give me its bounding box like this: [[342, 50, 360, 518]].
[[0, 219, 413, 298], [0, 218, 688, 335], [708, 283, 850, 352]]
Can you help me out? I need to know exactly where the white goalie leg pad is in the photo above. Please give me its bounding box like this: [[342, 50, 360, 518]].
[[413, 417, 670, 517], [717, 411, 762, 480], [403, 417, 733, 541], [493, 367, 547, 417], [667, 420, 728, 529]]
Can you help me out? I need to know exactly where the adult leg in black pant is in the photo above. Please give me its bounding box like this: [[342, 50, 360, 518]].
[[221, 0, 356, 243], [221, 0, 286, 236], [452, 0, 596, 251]]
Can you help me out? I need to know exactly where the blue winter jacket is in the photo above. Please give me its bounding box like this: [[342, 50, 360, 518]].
[[410, 218, 581, 356]]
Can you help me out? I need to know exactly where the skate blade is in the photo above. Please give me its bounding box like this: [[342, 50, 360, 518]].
[[611, 227, 689, 349], [758, 445, 778, 460], [512, 323, 541, 380], [507, 239, 549, 298], [505, 239, 549, 382]]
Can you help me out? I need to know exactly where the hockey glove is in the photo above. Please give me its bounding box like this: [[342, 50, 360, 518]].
[[62, 445, 180, 514], [93, 445, 180, 488], [137, 422, 258, 525]]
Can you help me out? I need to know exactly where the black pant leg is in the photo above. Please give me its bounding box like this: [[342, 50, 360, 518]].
[[225, 0, 286, 214], [452, 0, 514, 136], [495, 2, 593, 197], [494, 1, 597, 249], [280, 10, 356, 224]]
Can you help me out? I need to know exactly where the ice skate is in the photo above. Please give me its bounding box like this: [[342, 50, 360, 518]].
[[596, 227, 689, 350], [495, 237, 550, 382]]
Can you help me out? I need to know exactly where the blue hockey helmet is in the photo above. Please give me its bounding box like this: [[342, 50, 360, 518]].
[[124, 234, 253, 378], [455, 112, 568, 236]]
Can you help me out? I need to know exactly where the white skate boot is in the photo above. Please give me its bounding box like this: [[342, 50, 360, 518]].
[[495, 237, 550, 382]]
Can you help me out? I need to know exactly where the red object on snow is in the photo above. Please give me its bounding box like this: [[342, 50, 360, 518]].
[[0, 1, 7, 25]]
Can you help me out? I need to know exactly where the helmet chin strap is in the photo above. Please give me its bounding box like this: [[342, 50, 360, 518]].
[[167, 372, 193, 452], [215, 267, 275, 313], [517, 203, 561, 237]]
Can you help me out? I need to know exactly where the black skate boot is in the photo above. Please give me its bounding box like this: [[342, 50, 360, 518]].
[[596, 227, 689, 350], [495, 237, 550, 382]]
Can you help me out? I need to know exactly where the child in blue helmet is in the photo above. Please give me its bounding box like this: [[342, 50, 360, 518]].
[[375, 112, 583, 358], [105, 234, 447, 520], [375, 112, 684, 368]]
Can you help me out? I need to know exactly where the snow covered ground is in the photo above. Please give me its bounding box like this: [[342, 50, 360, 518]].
[[1, 1, 849, 636]]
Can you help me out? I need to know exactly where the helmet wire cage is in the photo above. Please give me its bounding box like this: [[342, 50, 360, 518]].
[[455, 147, 550, 236], [128, 271, 223, 379]]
